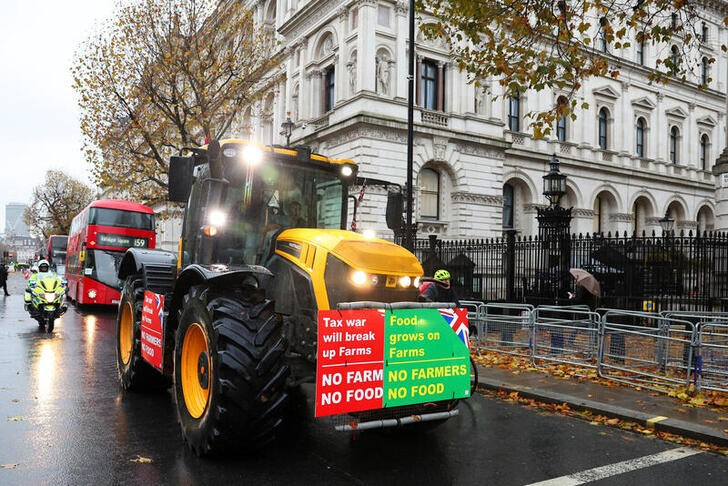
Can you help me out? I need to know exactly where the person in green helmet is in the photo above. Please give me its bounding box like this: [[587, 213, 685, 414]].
[[420, 269, 459, 306]]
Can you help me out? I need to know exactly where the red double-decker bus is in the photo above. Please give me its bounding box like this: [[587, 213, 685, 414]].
[[66, 200, 156, 305]]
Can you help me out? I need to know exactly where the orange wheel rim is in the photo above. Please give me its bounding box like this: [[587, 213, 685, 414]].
[[119, 302, 133, 365], [181, 322, 210, 418]]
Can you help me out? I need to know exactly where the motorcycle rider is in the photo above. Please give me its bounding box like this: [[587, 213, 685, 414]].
[[25, 260, 66, 312]]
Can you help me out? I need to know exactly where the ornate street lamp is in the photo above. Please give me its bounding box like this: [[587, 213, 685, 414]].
[[659, 210, 675, 235], [536, 153, 572, 304], [542, 153, 567, 207], [280, 113, 295, 147]]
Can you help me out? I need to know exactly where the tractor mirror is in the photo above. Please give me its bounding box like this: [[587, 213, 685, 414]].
[[168, 155, 195, 203], [386, 191, 404, 231]]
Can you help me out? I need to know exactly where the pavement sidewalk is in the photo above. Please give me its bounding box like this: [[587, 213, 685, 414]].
[[476, 362, 728, 448]]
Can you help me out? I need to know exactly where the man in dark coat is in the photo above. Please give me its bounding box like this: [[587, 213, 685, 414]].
[[0, 261, 10, 296]]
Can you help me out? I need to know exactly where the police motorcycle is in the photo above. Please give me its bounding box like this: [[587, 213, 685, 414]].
[[24, 260, 67, 332]]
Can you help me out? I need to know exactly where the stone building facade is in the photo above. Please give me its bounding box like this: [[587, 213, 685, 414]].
[[228, 0, 728, 241]]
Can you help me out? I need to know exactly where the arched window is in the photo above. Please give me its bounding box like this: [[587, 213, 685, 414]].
[[670, 126, 679, 164], [502, 183, 514, 228], [598, 108, 608, 150], [701, 57, 709, 85], [556, 96, 567, 142], [635, 117, 645, 157], [701, 134, 709, 171], [508, 95, 520, 132], [420, 168, 440, 220]]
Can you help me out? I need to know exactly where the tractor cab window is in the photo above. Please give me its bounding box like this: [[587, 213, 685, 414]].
[[189, 160, 346, 266]]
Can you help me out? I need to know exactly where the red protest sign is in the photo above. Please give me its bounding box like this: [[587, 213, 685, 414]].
[[315, 310, 384, 417], [140, 290, 164, 370]]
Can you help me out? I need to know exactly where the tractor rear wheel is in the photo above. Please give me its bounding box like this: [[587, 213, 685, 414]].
[[174, 285, 289, 456], [116, 275, 167, 390]]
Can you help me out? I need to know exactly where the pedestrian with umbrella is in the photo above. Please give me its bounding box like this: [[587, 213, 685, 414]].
[[567, 268, 601, 311]]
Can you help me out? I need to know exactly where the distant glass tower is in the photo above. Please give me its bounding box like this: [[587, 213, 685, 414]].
[[5, 202, 29, 237]]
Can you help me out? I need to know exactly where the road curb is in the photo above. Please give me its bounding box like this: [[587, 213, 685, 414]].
[[477, 375, 728, 449]]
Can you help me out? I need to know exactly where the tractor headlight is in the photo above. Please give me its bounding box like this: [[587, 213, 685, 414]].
[[241, 145, 264, 166], [351, 270, 368, 286], [207, 209, 227, 227], [398, 276, 412, 288], [414, 276, 421, 288]]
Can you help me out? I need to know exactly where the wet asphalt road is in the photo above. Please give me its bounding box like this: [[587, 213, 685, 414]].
[[1, 271, 727, 485]]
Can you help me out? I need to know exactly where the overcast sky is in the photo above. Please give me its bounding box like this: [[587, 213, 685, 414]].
[[0, 0, 117, 232]]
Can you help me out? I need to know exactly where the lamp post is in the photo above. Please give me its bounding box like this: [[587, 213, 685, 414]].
[[659, 210, 675, 236], [280, 113, 295, 147], [536, 154, 572, 303]]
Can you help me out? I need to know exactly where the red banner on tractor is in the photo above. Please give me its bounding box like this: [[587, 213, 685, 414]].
[[141, 290, 164, 370]]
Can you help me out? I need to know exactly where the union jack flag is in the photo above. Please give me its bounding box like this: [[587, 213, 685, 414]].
[[438, 308, 470, 348], [155, 293, 165, 325]]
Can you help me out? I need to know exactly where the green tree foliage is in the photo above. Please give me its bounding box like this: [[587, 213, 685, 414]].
[[418, 0, 726, 137], [24, 170, 95, 238], [73, 0, 280, 205]]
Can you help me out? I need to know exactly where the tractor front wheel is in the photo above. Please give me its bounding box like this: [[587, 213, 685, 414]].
[[174, 286, 289, 456], [116, 275, 167, 390]]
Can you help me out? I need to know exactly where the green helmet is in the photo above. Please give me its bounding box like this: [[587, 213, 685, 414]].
[[434, 269, 451, 282]]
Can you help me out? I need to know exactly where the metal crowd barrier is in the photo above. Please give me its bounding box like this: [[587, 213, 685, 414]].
[[477, 303, 534, 358], [462, 305, 728, 394], [598, 309, 694, 392], [662, 311, 728, 393], [695, 322, 728, 393], [532, 306, 600, 368]]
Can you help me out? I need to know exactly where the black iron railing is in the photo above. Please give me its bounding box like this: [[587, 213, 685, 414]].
[[413, 231, 728, 312]]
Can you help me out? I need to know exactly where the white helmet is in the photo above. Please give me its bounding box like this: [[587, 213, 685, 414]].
[[38, 259, 50, 273]]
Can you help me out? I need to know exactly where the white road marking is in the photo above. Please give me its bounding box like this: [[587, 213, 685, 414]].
[[526, 447, 703, 486]]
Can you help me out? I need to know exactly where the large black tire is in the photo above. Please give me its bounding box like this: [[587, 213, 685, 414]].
[[174, 285, 290, 456], [116, 275, 167, 390]]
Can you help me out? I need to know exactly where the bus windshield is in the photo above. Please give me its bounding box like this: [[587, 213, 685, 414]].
[[89, 208, 154, 230]]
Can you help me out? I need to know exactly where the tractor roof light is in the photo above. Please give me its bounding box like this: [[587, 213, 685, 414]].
[[341, 165, 354, 177], [241, 145, 264, 166]]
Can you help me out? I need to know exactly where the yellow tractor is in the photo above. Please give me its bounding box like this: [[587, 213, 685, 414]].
[[115, 139, 467, 456]]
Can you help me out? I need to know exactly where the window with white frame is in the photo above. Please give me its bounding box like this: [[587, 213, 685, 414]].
[[700, 134, 710, 170], [502, 183, 514, 228], [508, 95, 520, 132], [636, 38, 644, 65], [419, 168, 440, 220], [636, 117, 646, 157], [556, 96, 567, 142], [419, 60, 439, 111], [598, 108, 608, 150], [670, 126, 680, 164], [323, 66, 335, 112]]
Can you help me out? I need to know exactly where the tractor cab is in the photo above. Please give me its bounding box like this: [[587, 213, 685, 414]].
[[170, 140, 357, 268]]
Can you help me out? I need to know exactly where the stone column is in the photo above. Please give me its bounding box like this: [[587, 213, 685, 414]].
[[356, 0, 377, 93]]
